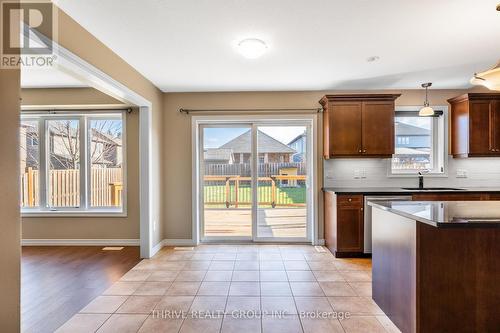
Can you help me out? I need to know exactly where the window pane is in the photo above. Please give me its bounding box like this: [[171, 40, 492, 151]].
[[392, 117, 432, 171], [89, 117, 123, 208], [48, 119, 80, 207], [20, 120, 40, 207]]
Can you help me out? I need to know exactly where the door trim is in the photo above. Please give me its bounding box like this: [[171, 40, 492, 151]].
[[191, 114, 318, 245]]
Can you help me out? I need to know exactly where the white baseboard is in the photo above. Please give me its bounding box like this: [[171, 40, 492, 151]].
[[162, 239, 196, 247], [316, 239, 325, 246], [150, 241, 163, 257], [22, 239, 140, 246]]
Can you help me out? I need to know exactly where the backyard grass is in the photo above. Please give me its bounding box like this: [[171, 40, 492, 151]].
[[204, 184, 306, 207]]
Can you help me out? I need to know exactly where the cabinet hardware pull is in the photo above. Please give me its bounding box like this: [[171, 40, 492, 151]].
[[348, 198, 352, 202]]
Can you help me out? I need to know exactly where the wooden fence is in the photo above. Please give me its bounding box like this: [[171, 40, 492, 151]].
[[20, 167, 122, 207], [205, 162, 306, 177], [204, 175, 306, 208]]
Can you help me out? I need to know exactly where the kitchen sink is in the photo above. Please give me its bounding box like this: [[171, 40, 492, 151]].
[[401, 187, 466, 191]]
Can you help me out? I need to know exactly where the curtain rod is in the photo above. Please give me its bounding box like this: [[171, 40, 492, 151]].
[[179, 107, 323, 114], [21, 108, 133, 114]]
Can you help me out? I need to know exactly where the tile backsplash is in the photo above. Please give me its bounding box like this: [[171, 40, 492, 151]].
[[324, 157, 500, 188]]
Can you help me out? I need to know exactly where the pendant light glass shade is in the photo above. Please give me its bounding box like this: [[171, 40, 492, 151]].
[[419, 106, 435, 116], [470, 61, 500, 91], [419, 82, 434, 116]]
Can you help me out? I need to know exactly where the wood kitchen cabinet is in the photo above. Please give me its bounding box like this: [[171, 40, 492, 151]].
[[324, 192, 364, 257], [411, 193, 487, 201], [320, 94, 401, 158], [324, 191, 500, 258], [448, 93, 500, 157]]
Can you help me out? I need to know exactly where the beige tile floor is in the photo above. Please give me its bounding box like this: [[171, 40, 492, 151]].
[[56, 244, 401, 333]]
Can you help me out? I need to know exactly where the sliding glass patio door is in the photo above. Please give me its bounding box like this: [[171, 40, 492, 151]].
[[255, 125, 309, 241], [201, 125, 253, 240], [199, 120, 311, 242]]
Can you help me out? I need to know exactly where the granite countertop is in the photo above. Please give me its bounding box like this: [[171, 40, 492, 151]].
[[322, 187, 500, 194], [368, 200, 500, 228]]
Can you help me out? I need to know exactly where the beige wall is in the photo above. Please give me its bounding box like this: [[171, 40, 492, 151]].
[[21, 87, 122, 106], [0, 1, 21, 330], [53, 7, 164, 246], [162, 87, 489, 240], [21, 88, 140, 240]]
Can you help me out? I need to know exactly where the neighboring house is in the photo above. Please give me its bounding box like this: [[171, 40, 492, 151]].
[[20, 124, 123, 171], [20, 123, 39, 173], [395, 122, 430, 149], [220, 130, 296, 164], [288, 131, 306, 162], [394, 122, 432, 165], [89, 128, 123, 167], [204, 148, 234, 164]]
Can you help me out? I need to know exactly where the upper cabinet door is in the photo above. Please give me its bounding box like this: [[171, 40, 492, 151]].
[[328, 102, 362, 156], [493, 100, 500, 153], [469, 100, 494, 156], [448, 94, 500, 158], [361, 101, 395, 156]]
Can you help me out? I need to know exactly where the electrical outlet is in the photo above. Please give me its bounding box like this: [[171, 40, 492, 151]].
[[456, 169, 468, 178], [361, 169, 367, 179], [354, 169, 361, 179]]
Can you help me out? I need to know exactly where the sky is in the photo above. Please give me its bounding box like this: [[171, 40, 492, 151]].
[[203, 126, 306, 149]]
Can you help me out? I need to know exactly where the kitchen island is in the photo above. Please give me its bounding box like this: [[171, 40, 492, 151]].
[[368, 200, 500, 333]]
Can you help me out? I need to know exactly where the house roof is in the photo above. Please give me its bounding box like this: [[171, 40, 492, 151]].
[[48, 126, 122, 146], [220, 130, 296, 154], [204, 148, 233, 161], [395, 147, 431, 155], [395, 122, 430, 136], [288, 132, 306, 145]]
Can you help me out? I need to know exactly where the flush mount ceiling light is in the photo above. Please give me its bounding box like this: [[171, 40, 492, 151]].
[[470, 60, 500, 91], [419, 82, 435, 117], [237, 38, 267, 59]]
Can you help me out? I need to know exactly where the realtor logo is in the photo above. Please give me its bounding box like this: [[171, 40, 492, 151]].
[[1, 0, 57, 68]]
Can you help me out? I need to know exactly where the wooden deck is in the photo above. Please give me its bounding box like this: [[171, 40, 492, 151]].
[[204, 208, 306, 238]]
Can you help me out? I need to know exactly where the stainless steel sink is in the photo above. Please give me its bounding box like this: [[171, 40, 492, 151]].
[[401, 187, 466, 191]]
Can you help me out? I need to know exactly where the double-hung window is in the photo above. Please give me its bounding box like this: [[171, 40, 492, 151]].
[[390, 107, 447, 175], [20, 111, 126, 215]]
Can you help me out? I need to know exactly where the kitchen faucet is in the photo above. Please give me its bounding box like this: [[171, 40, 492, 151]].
[[418, 170, 430, 189]]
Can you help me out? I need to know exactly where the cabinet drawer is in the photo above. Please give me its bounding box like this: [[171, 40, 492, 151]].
[[338, 195, 363, 207]]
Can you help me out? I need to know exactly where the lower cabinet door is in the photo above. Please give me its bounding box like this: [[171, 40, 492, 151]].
[[337, 206, 364, 253]]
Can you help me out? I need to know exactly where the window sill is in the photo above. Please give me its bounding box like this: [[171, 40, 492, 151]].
[[21, 210, 127, 218]]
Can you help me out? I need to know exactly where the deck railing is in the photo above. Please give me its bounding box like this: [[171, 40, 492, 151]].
[[204, 175, 306, 208]]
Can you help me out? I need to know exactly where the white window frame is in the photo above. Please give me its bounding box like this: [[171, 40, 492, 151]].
[[192, 114, 319, 245], [20, 110, 127, 217], [388, 106, 448, 177]]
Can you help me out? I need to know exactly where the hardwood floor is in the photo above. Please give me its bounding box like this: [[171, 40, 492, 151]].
[[21, 246, 140, 333]]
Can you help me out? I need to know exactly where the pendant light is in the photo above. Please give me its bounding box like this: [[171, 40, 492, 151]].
[[470, 6, 500, 90], [470, 60, 500, 91], [419, 82, 434, 116]]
